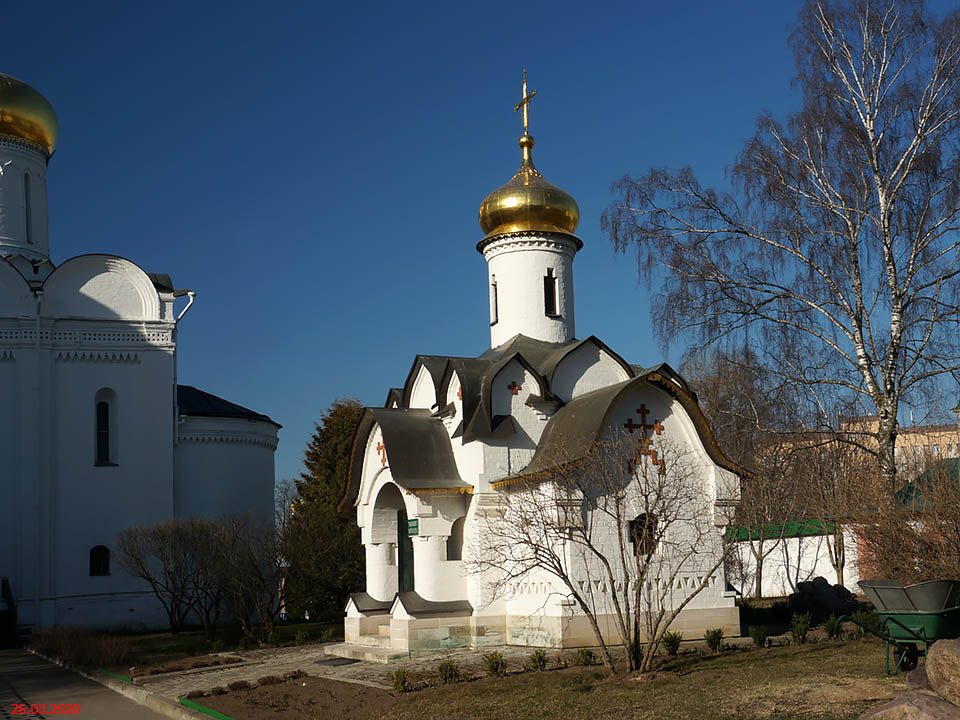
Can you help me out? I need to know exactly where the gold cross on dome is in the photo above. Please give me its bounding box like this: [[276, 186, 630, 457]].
[[513, 69, 536, 134]]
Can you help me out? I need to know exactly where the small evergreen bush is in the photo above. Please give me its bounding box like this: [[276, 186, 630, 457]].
[[849, 610, 881, 639], [822, 614, 844, 641], [749, 625, 768, 648], [791, 611, 812, 644], [662, 631, 683, 656], [572, 648, 598, 666], [527, 648, 548, 671], [437, 658, 461, 684], [257, 675, 282, 686], [209, 640, 224, 653], [704, 627, 724, 653], [320, 627, 338, 642], [237, 635, 251, 651], [390, 667, 412, 693], [295, 630, 309, 646], [482, 651, 507, 677]]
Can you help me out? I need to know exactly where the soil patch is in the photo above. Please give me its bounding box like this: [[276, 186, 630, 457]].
[[123, 653, 243, 678], [200, 676, 395, 720]]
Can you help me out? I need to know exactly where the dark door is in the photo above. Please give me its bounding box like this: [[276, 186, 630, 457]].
[[398, 508, 415, 593]]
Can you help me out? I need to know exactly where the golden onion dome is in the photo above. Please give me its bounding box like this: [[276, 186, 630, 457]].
[[478, 132, 580, 243], [0, 73, 58, 156]]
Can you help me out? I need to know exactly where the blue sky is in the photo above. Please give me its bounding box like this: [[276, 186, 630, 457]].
[[5, 1, 920, 484]]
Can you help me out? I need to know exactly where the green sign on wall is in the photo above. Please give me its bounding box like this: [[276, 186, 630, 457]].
[[407, 518, 419, 536]]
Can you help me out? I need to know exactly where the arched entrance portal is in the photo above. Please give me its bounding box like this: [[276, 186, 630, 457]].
[[371, 483, 414, 595]]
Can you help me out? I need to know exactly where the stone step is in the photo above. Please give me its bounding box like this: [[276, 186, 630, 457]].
[[324, 642, 409, 664], [358, 633, 394, 648]]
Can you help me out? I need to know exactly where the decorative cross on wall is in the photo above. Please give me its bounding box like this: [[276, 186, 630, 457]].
[[508, 381, 522, 396], [457, 386, 462, 401], [623, 404, 666, 476], [376, 439, 387, 467]]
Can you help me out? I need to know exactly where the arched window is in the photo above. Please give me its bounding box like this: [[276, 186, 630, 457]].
[[23, 172, 32, 244], [95, 389, 117, 466], [490, 275, 498, 326], [629, 514, 658, 557], [544, 268, 558, 317], [447, 516, 465, 561], [89, 546, 110, 576]]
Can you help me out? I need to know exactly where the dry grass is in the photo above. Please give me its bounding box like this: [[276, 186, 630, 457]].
[[29, 627, 132, 667], [388, 640, 905, 720]]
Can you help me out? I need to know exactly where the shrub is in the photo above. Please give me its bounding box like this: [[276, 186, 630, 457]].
[[184, 690, 205, 699], [849, 610, 881, 639], [704, 627, 724, 653], [791, 612, 812, 645], [265, 631, 277, 647], [227, 680, 251, 691], [209, 640, 224, 653], [390, 667, 412, 693], [572, 648, 598, 666], [527, 648, 548, 671], [437, 658, 461, 684], [749, 625, 768, 648], [320, 627, 338, 643], [822, 614, 844, 641], [283, 669, 307, 681], [236, 635, 251, 651], [482, 651, 507, 677], [209, 686, 227, 696], [662, 631, 683, 656], [28, 627, 132, 667], [295, 630, 309, 646], [257, 675, 282, 686]]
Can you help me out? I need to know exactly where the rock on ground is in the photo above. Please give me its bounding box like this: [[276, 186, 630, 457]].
[[908, 666, 933, 692], [928, 639, 960, 706], [859, 691, 960, 719]]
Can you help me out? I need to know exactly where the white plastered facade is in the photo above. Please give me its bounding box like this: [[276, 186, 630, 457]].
[[0, 126, 278, 631]]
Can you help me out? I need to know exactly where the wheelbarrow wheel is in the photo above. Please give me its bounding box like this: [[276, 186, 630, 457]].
[[893, 644, 919, 672]]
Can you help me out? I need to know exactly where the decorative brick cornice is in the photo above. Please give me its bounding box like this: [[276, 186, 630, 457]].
[[56, 350, 140, 363], [480, 233, 581, 261], [178, 431, 279, 451]]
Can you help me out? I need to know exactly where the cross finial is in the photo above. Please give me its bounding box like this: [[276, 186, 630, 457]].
[[514, 69, 536, 135]]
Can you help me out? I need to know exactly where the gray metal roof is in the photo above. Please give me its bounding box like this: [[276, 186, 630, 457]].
[[177, 385, 281, 428], [369, 408, 468, 490]]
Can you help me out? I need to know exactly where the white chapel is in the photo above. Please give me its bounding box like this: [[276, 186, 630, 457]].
[[336, 78, 747, 657], [0, 73, 279, 631]]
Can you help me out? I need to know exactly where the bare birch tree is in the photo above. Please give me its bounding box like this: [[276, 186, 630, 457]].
[[604, 0, 960, 489], [470, 433, 735, 674]]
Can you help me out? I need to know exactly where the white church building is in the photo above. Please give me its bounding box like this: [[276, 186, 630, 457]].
[[0, 73, 279, 631], [335, 81, 746, 658]]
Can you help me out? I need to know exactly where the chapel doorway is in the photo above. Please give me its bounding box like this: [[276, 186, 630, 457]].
[[397, 506, 415, 593]]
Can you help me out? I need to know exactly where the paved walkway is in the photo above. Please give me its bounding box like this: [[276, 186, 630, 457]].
[[0, 649, 164, 720]]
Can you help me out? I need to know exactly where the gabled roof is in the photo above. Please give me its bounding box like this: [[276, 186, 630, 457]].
[[493, 365, 751, 488], [177, 385, 281, 427], [340, 407, 471, 510]]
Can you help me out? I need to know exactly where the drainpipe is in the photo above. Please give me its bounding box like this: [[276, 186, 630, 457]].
[[170, 290, 195, 518]]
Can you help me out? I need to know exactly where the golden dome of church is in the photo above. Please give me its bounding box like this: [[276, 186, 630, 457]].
[[0, 73, 58, 156], [478, 73, 579, 243]]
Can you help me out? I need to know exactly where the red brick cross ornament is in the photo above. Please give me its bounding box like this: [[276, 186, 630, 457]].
[[508, 381, 522, 396], [623, 403, 666, 475], [376, 438, 387, 467]]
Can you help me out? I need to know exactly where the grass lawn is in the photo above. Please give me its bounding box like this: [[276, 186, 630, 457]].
[[387, 640, 904, 720]]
